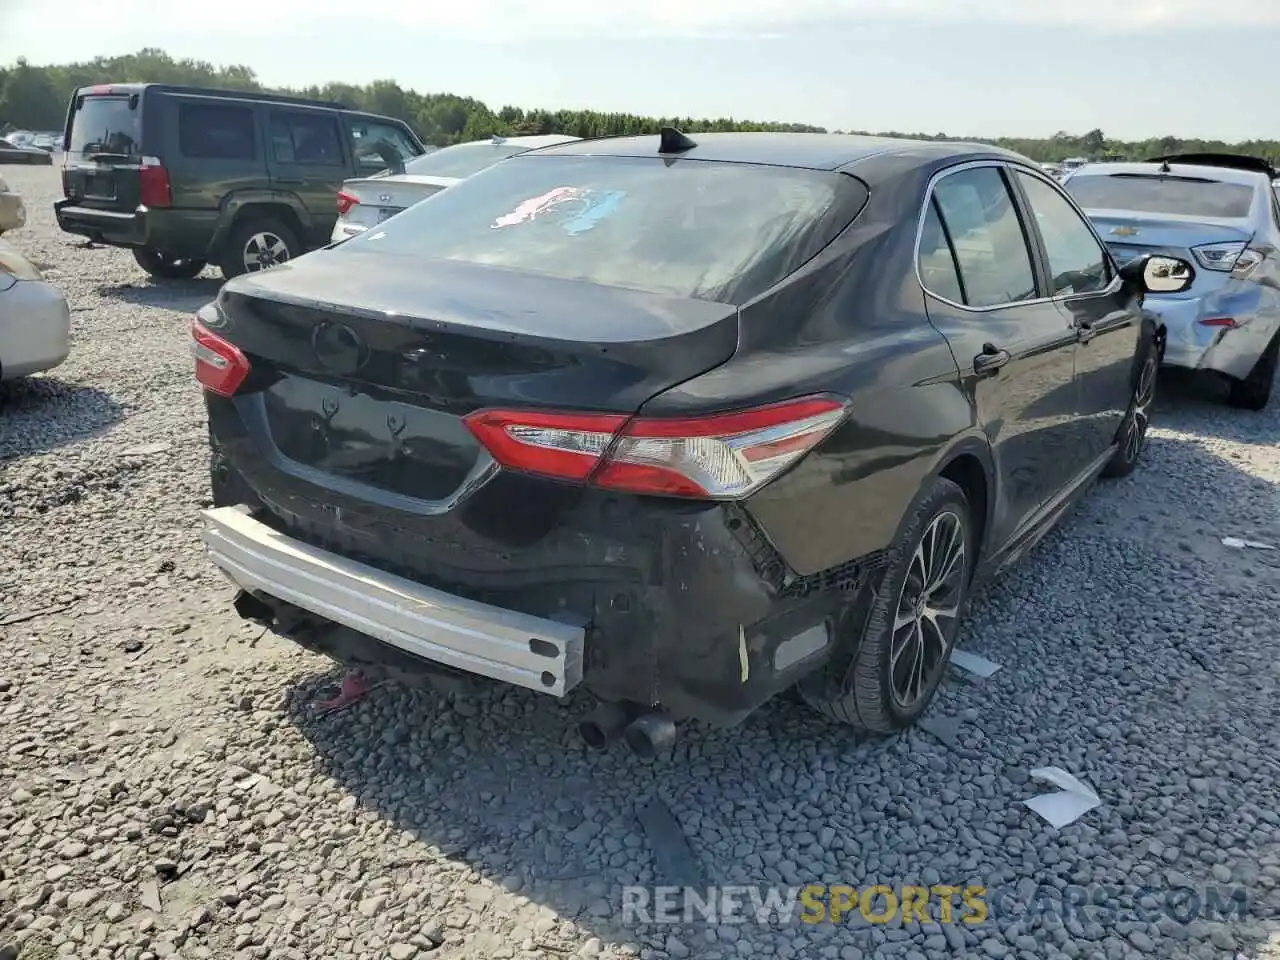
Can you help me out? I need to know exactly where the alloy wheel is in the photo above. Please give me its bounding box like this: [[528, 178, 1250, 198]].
[[888, 510, 966, 708], [243, 232, 291, 273], [1124, 354, 1157, 463]]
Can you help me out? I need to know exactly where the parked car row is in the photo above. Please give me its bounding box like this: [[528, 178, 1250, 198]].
[[0, 174, 71, 383]]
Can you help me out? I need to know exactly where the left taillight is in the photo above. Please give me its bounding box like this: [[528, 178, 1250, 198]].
[[1191, 241, 1263, 278], [464, 396, 850, 500], [336, 189, 360, 216], [191, 319, 250, 397], [139, 157, 172, 209]]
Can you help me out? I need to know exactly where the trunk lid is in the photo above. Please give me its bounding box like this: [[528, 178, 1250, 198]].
[[338, 174, 456, 231], [61, 89, 146, 212], [212, 247, 739, 509], [1086, 212, 1254, 298]]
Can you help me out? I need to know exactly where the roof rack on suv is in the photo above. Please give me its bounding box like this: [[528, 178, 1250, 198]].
[[1144, 153, 1277, 179], [81, 83, 349, 111]]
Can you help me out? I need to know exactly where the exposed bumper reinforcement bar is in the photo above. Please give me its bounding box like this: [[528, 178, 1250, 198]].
[[199, 505, 585, 696]]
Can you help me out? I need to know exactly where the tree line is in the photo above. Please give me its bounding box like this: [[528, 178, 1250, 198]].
[[3, 49, 1278, 165]]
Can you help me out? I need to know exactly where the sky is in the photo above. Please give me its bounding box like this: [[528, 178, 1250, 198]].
[[2, 0, 1278, 142]]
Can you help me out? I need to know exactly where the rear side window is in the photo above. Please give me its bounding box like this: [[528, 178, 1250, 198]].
[[341, 155, 868, 304], [931, 167, 1037, 308], [403, 144, 529, 180], [178, 103, 256, 161], [918, 200, 965, 304], [269, 111, 344, 167], [1065, 174, 1255, 219], [67, 95, 140, 160]]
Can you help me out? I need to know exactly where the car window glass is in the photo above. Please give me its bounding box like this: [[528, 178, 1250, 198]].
[[269, 111, 344, 167], [918, 199, 965, 304], [349, 120, 419, 169], [932, 167, 1037, 308], [178, 103, 256, 162], [403, 144, 530, 179], [67, 95, 140, 160], [341, 155, 869, 305], [1015, 171, 1111, 296], [1065, 175, 1254, 219]]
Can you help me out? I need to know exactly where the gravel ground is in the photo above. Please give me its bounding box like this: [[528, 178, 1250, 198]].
[[2, 162, 1280, 960]]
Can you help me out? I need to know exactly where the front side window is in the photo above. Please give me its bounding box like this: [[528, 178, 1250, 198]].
[[269, 111, 344, 167], [348, 119, 420, 170], [931, 167, 1037, 308], [1016, 171, 1111, 296], [340, 155, 868, 304], [178, 103, 256, 162]]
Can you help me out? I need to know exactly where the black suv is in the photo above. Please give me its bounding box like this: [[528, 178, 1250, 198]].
[[54, 84, 426, 281]]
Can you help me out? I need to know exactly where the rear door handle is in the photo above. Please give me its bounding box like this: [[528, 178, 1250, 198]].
[[973, 344, 1011, 376]]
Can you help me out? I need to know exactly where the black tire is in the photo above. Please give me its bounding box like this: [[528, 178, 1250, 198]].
[[219, 217, 301, 281], [1101, 342, 1158, 480], [799, 476, 974, 734], [1227, 336, 1278, 411], [133, 247, 206, 280]]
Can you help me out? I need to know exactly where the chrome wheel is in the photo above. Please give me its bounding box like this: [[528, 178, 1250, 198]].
[[243, 232, 291, 273], [889, 511, 966, 708], [1124, 354, 1157, 463]]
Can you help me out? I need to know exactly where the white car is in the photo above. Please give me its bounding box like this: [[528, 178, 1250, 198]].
[[331, 134, 580, 242], [0, 177, 70, 382]]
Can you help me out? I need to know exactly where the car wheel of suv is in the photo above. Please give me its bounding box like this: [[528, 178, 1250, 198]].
[[1101, 345, 1157, 480], [1227, 335, 1278, 411], [799, 475, 973, 734], [220, 218, 300, 281], [133, 248, 206, 281]]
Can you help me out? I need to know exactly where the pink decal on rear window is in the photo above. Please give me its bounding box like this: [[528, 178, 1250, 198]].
[[492, 187, 586, 228]]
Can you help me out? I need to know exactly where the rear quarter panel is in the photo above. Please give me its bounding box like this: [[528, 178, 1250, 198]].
[[640, 158, 982, 577]]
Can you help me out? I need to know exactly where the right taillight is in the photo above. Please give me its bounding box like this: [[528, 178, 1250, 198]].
[[464, 396, 850, 500], [1191, 241, 1263, 278], [191, 319, 251, 397], [138, 157, 171, 209], [336, 190, 360, 216]]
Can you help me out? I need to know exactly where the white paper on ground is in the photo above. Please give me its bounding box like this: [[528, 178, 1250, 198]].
[[1221, 537, 1276, 551], [949, 649, 1002, 678], [1022, 766, 1101, 828]]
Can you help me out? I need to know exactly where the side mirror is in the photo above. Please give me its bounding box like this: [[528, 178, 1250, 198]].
[[1119, 254, 1195, 295]]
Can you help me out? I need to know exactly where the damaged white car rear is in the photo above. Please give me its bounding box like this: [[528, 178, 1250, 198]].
[[1065, 154, 1280, 410]]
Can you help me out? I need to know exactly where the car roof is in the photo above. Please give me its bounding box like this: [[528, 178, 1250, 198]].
[[1069, 161, 1270, 187], [445, 134, 581, 150], [530, 132, 1029, 172]]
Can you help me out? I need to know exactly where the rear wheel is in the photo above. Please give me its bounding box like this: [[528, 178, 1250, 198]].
[[799, 476, 973, 734], [1227, 336, 1278, 411], [133, 248, 206, 280], [1101, 344, 1157, 479], [219, 217, 301, 281]]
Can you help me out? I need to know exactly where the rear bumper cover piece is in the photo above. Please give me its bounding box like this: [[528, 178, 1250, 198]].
[[201, 504, 585, 696]]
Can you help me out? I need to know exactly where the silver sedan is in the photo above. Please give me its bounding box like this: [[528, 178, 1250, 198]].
[[0, 175, 70, 381]]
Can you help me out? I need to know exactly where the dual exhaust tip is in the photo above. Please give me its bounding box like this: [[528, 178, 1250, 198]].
[[578, 702, 676, 758]]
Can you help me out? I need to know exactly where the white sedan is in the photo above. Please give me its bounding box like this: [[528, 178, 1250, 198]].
[[0, 176, 70, 381], [331, 134, 580, 243]]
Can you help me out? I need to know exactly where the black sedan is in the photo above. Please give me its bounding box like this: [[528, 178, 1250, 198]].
[[191, 129, 1194, 756]]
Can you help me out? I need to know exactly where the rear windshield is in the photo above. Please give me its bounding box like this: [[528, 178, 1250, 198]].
[[403, 143, 529, 179], [342, 155, 866, 303], [1065, 174, 1255, 219], [67, 95, 141, 160]]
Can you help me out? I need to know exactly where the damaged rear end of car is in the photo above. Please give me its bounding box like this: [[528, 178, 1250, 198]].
[[196, 143, 872, 748]]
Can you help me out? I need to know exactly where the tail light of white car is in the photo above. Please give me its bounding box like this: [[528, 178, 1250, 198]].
[[1190, 241, 1264, 278], [464, 396, 851, 499], [336, 190, 360, 216]]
